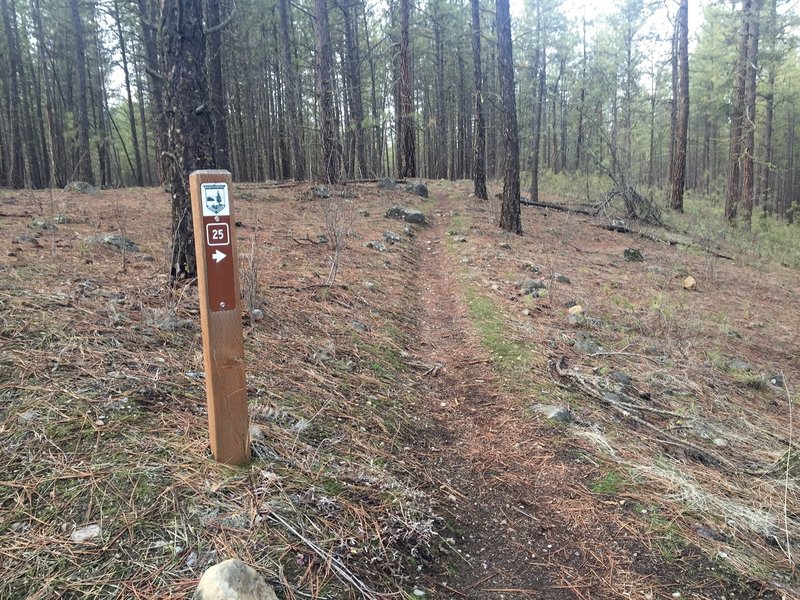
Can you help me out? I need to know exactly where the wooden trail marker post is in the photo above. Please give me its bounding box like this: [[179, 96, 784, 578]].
[[190, 170, 251, 465]]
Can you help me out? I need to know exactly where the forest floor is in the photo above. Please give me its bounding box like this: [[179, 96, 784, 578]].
[[0, 179, 798, 599]]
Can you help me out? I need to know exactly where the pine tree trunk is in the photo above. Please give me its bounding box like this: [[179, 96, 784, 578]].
[[207, 0, 230, 170], [313, 0, 340, 183], [470, 0, 487, 199], [725, 0, 751, 224], [398, 0, 416, 177], [341, 2, 368, 178], [529, 7, 545, 203], [278, 0, 306, 180], [669, 0, 688, 213], [161, 0, 215, 283], [70, 0, 94, 184], [496, 0, 521, 233], [740, 0, 761, 228], [136, 0, 166, 184], [1, 0, 26, 188]]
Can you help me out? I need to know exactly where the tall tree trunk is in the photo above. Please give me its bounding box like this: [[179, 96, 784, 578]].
[[161, 0, 215, 283], [113, 0, 144, 186], [574, 16, 586, 173], [341, 1, 368, 178], [136, 0, 166, 184], [758, 0, 777, 214], [529, 6, 545, 203], [432, 5, 447, 179], [669, 0, 688, 213], [1, 0, 25, 188], [70, 0, 94, 184], [30, 0, 54, 186], [725, 0, 751, 224], [278, 0, 306, 180], [398, 0, 416, 177], [740, 0, 761, 228], [470, 0, 487, 199], [496, 0, 521, 233], [313, 0, 340, 183], [207, 0, 230, 170]]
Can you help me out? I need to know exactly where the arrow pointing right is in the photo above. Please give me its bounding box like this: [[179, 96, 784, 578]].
[[212, 249, 227, 263]]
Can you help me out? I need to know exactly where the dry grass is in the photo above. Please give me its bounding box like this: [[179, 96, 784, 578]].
[[0, 184, 438, 599]]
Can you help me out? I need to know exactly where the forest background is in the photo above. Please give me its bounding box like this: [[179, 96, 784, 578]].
[[0, 0, 798, 234]]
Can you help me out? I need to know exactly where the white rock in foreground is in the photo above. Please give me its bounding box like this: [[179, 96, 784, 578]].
[[70, 524, 102, 543], [193, 559, 278, 600]]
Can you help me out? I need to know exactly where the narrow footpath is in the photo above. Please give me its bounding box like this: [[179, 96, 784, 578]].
[[408, 188, 766, 599]]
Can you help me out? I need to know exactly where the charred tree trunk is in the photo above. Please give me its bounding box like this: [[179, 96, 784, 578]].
[[161, 0, 215, 283], [496, 0, 521, 233], [341, 1, 368, 178], [136, 0, 167, 184], [113, 0, 144, 186]]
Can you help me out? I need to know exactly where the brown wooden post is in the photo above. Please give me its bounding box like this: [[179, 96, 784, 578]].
[[190, 170, 251, 465]]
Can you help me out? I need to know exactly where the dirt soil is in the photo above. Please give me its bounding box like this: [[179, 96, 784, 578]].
[[0, 180, 797, 599]]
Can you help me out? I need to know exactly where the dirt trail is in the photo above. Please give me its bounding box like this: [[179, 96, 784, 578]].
[[409, 189, 769, 599]]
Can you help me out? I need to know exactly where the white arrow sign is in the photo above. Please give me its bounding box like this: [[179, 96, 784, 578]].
[[212, 249, 227, 263]]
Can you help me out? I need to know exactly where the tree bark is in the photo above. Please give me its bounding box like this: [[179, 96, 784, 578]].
[[207, 0, 230, 170], [0, 0, 25, 188], [398, 0, 416, 177], [278, 0, 306, 180], [340, 0, 368, 178], [70, 0, 94, 184], [161, 0, 215, 283], [725, 0, 750, 224], [669, 0, 688, 213], [313, 0, 340, 183], [496, 0, 521, 233], [529, 5, 545, 203], [740, 0, 761, 228], [470, 0, 487, 199]]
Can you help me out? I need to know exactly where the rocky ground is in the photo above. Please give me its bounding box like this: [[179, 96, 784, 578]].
[[0, 179, 797, 599]]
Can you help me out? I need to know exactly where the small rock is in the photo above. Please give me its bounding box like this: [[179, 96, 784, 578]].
[[727, 358, 753, 372], [610, 370, 631, 387], [624, 248, 644, 262], [385, 205, 426, 225], [70, 524, 102, 543], [358, 209, 370, 217], [769, 374, 785, 388], [312, 185, 331, 199], [314, 234, 329, 244], [498, 242, 512, 250], [403, 225, 414, 237], [573, 334, 604, 355], [251, 309, 264, 320], [54, 214, 72, 224], [413, 589, 426, 597], [516, 278, 546, 294], [453, 236, 467, 243], [30, 218, 57, 231], [522, 308, 531, 316], [567, 313, 583, 326], [523, 263, 541, 274], [193, 559, 278, 600], [339, 189, 357, 199], [383, 230, 401, 244], [64, 181, 97, 194], [249, 424, 264, 441], [365, 240, 387, 252], [350, 320, 369, 332], [13, 233, 39, 245], [405, 181, 429, 197], [532, 404, 572, 423], [553, 273, 571, 284], [377, 178, 397, 190], [363, 281, 376, 291], [683, 275, 697, 291], [712, 437, 727, 448], [84, 234, 140, 253], [568, 305, 584, 316]]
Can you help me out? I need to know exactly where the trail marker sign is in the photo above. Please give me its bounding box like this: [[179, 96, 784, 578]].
[[190, 170, 251, 466]]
